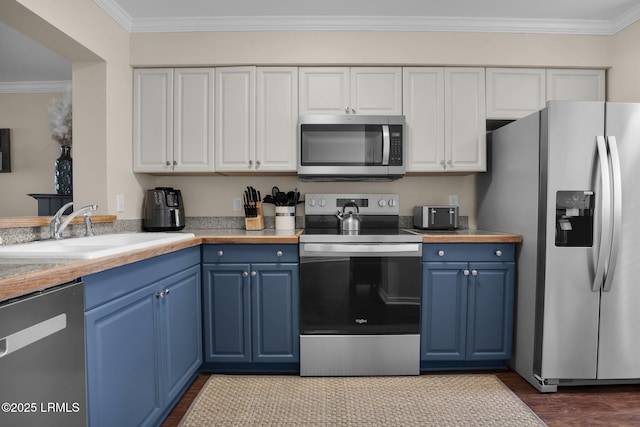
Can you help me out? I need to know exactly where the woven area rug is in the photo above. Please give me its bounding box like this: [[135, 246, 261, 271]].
[[179, 374, 546, 426]]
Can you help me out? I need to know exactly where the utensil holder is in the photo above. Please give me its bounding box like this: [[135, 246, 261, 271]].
[[245, 202, 265, 231], [275, 206, 296, 230]]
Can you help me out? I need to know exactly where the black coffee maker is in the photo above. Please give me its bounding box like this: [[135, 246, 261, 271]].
[[143, 187, 185, 231]]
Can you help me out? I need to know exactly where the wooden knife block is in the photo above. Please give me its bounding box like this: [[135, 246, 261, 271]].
[[245, 202, 265, 231]]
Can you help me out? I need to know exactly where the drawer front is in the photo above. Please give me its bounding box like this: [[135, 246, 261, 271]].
[[422, 243, 514, 262], [202, 244, 298, 264]]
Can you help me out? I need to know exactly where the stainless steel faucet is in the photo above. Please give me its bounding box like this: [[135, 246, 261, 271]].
[[50, 202, 98, 240]]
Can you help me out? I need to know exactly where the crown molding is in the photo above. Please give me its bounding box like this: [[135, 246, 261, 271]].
[[611, 2, 640, 34], [0, 81, 71, 94], [95, 0, 134, 32], [95, 0, 640, 35]]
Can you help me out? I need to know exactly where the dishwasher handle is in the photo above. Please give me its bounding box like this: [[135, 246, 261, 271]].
[[0, 313, 66, 359]]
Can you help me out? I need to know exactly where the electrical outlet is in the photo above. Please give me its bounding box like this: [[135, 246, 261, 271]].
[[233, 198, 242, 212], [116, 194, 125, 213], [449, 194, 459, 206]]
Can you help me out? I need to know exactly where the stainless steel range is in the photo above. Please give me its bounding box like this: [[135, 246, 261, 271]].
[[299, 193, 422, 376]]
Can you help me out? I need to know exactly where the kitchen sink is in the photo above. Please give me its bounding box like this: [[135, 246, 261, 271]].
[[0, 232, 196, 260]]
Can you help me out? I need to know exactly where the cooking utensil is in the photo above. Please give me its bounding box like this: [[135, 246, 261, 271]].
[[335, 201, 361, 233]]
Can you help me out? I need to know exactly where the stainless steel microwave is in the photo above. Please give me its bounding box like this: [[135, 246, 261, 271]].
[[297, 115, 405, 181]]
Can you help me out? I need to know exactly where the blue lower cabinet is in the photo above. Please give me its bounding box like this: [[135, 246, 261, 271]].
[[202, 244, 299, 371], [421, 244, 515, 369], [84, 247, 201, 427]]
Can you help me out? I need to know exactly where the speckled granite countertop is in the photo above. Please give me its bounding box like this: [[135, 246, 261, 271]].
[[0, 228, 520, 302]]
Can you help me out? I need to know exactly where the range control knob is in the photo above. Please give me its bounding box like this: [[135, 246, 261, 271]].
[[388, 199, 397, 207], [318, 199, 326, 207], [308, 199, 317, 207], [378, 199, 387, 207]]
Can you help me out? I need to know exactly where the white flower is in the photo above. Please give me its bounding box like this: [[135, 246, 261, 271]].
[[48, 88, 72, 146]]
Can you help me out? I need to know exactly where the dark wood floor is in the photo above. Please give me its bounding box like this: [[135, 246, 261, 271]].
[[161, 370, 640, 426]]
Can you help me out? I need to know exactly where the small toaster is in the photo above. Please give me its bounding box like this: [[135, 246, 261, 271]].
[[413, 206, 459, 230]]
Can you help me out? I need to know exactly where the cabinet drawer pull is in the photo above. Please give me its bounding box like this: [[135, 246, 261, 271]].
[[438, 250, 445, 257], [276, 250, 283, 257], [156, 289, 170, 298], [495, 250, 503, 257], [217, 250, 224, 257]]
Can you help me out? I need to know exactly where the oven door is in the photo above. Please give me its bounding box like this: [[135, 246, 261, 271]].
[[299, 242, 422, 335]]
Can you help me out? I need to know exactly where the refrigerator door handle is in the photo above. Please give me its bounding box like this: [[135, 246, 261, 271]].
[[603, 136, 622, 292], [592, 136, 613, 292]]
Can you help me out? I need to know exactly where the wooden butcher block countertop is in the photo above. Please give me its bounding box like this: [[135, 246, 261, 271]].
[[0, 228, 520, 302]]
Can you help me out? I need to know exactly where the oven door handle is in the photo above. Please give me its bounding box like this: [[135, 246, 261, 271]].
[[300, 243, 422, 257]]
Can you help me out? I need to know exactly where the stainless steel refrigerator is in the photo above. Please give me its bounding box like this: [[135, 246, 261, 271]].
[[477, 101, 640, 392]]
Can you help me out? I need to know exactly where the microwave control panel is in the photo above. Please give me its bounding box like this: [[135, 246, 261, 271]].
[[389, 126, 403, 166]]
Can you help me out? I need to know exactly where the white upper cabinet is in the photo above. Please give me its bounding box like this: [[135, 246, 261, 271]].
[[350, 68, 403, 115], [216, 66, 298, 172], [256, 67, 298, 172], [404, 67, 486, 172], [486, 68, 546, 119], [403, 68, 445, 171], [445, 68, 486, 172], [133, 68, 173, 173], [546, 69, 606, 102], [215, 67, 256, 172], [133, 68, 215, 173], [173, 69, 215, 172], [486, 68, 606, 120], [299, 67, 402, 115]]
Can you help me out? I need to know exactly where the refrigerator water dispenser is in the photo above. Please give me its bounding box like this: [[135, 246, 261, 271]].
[[555, 191, 594, 247]]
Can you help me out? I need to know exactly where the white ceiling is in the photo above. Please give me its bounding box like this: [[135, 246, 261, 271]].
[[3, 0, 640, 88]]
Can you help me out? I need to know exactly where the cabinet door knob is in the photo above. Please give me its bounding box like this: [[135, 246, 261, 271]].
[[345, 106, 350, 113], [351, 108, 356, 114], [495, 250, 503, 257], [256, 160, 261, 168], [217, 250, 224, 257], [173, 160, 177, 166], [249, 160, 253, 167], [156, 289, 170, 298], [242, 271, 249, 278], [165, 161, 171, 166], [276, 250, 283, 257], [438, 250, 445, 257], [251, 271, 257, 277], [464, 269, 470, 276], [471, 270, 478, 276]]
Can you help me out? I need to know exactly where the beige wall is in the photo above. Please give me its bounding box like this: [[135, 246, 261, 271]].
[[609, 21, 640, 101], [5, 2, 640, 223], [0, 92, 64, 216], [131, 31, 612, 68], [2, 0, 147, 219]]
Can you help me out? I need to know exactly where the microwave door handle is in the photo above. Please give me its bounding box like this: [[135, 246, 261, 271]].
[[382, 125, 390, 165]]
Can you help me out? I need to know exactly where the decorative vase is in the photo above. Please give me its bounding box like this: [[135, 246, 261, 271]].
[[55, 145, 73, 195]]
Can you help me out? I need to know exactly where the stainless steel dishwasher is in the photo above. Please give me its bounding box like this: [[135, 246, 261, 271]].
[[0, 281, 86, 427]]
